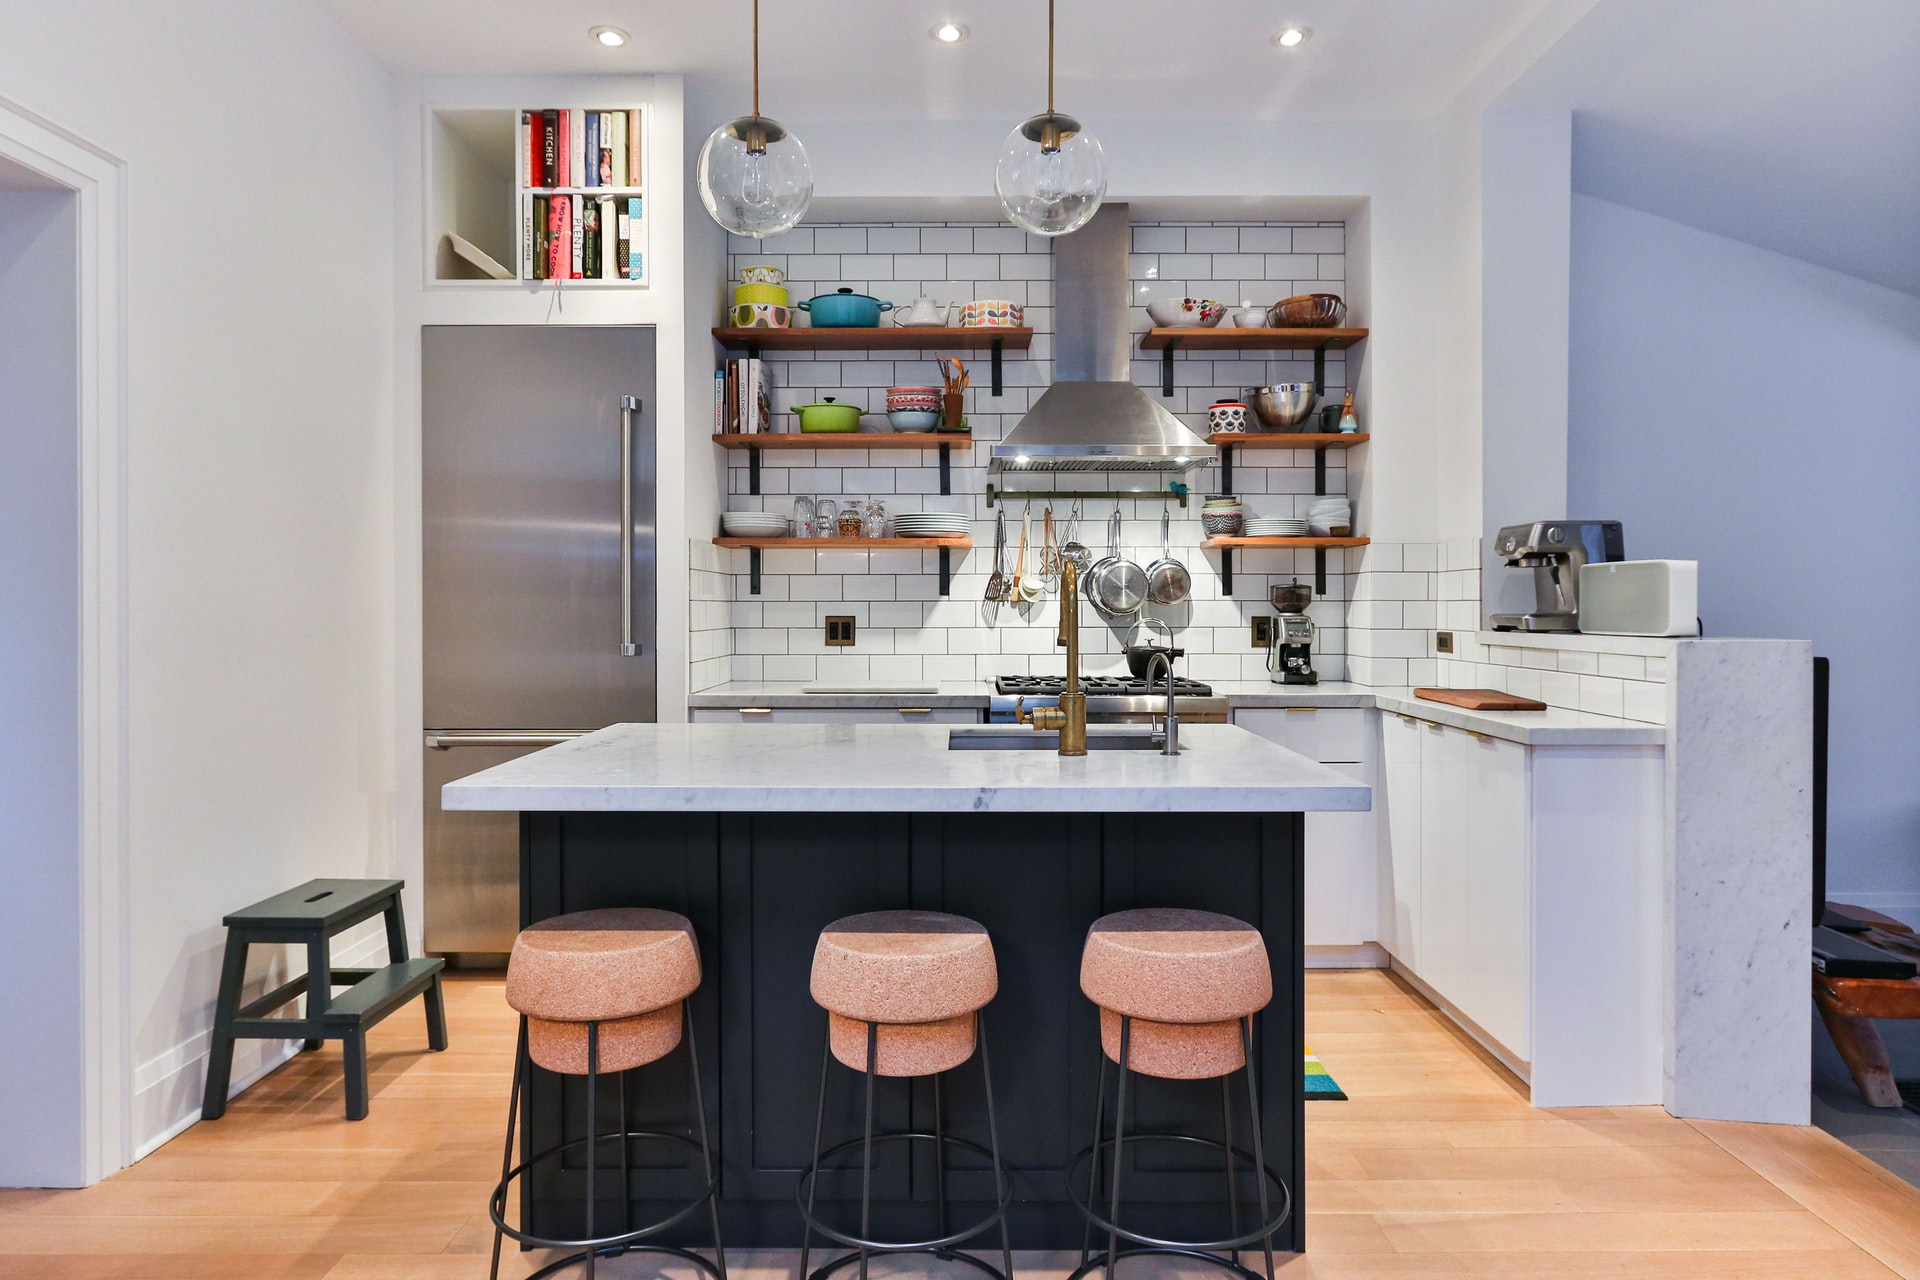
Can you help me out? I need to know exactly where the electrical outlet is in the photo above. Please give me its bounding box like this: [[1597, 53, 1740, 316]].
[[1435, 630, 1454, 654], [825, 616, 856, 647], [1251, 616, 1274, 648]]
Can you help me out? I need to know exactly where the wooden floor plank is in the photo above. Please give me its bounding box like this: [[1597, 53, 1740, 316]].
[[2, 969, 1913, 1279]]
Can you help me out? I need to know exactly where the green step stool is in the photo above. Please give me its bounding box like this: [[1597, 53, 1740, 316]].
[[201, 878, 447, 1121]]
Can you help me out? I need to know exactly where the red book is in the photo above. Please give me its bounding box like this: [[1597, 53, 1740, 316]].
[[547, 196, 570, 278]]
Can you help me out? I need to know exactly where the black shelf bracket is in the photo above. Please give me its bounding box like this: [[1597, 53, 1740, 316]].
[[747, 443, 762, 496], [1160, 338, 1181, 397], [1315, 547, 1328, 595], [938, 442, 951, 495], [1313, 448, 1325, 497], [745, 338, 761, 360], [1221, 441, 1235, 491], [990, 338, 1005, 396], [749, 546, 762, 595], [1221, 546, 1234, 595], [938, 547, 952, 595], [1312, 342, 1328, 396]]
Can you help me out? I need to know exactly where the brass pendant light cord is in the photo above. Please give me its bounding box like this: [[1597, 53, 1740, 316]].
[[1047, 0, 1055, 114], [752, 0, 761, 117]]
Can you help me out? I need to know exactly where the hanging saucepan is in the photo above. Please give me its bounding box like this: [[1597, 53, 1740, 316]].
[[795, 286, 894, 328], [1145, 509, 1191, 605], [1088, 509, 1147, 615]]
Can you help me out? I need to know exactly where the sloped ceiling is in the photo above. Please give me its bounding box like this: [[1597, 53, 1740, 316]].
[[1501, 0, 1920, 295]]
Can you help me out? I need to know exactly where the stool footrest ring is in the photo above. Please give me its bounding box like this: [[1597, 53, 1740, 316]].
[[1066, 1131, 1293, 1252], [795, 1130, 1015, 1255], [489, 1127, 720, 1253], [1067, 1246, 1273, 1280], [521, 1242, 725, 1280]]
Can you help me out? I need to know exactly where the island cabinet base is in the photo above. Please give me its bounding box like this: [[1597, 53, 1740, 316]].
[[516, 809, 1306, 1253]]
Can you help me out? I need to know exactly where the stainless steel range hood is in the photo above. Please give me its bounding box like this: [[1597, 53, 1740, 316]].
[[989, 205, 1216, 475]]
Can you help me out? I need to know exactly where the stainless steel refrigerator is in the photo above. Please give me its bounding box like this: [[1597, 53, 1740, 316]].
[[421, 325, 657, 956]]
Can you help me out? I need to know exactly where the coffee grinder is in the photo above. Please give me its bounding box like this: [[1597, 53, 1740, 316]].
[[1267, 581, 1317, 685]]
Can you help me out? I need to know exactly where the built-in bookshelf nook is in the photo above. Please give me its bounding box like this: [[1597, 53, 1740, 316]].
[[427, 105, 650, 287]]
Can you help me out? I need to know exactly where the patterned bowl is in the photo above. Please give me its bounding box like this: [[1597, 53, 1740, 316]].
[[959, 299, 1025, 328], [1145, 297, 1225, 327], [738, 263, 786, 286], [729, 302, 791, 328], [1206, 400, 1249, 433], [1201, 509, 1245, 536]]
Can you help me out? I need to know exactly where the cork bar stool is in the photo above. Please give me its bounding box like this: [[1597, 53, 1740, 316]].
[[1069, 908, 1292, 1280], [798, 910, 1014, 1280], [488, 909, 725, 1280]]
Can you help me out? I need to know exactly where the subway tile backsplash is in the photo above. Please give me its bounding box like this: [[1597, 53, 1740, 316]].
[[701, 220, 1354, 689]]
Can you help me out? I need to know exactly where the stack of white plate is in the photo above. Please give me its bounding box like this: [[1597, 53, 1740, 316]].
[[1245, 517, 1309, 537], [720, 511, 790, 537], [1305, 497, 1353, 535], [892, 512, 972, 540]]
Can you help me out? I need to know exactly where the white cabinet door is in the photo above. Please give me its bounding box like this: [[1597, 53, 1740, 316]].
[[690, 707, 979, 724], [1465, 732, 1531, 1057], [1378, 712, 1425, 967], [1304, 763, 1375, 945], [1230, 707, 1367, 763], [1417, 720, 1471, 1004]]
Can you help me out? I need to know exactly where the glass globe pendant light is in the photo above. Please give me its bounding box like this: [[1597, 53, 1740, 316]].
[[994, 0, 1106, 236], [697, 0, 812, 238]]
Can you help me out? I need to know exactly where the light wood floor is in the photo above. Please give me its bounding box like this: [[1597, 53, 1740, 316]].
[[3, 970, 1918, 1279]]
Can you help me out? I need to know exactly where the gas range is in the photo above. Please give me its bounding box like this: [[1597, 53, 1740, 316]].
[[988, 675, 1230, 724]]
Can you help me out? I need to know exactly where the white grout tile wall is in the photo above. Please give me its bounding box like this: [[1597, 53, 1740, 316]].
[[698, 220, 1357, 689]]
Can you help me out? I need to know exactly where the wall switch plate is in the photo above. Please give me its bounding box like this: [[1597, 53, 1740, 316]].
[[1251, 617, 1273, 648], [825, 616, 856, 647], [1435, 630, 1454, 654]]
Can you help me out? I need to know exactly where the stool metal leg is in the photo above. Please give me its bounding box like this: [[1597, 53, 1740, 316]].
[[1104, 1016, 1132, 1280], [1239, 1018, 1273, 1280], [585, 1020, 599, 1280], [977, 1013, 1015, 1280], [1079, 1049, 1108, 1270], [618, 1067, 633, 1236], [1221, 1078, 1240, 1268], [858, 1021, 878, 1280], [933, 1072, 949, 1249], [799, 1029, 832, 1280], [684, 1002, 728, 1280], [489, 1017, 528, 1280]]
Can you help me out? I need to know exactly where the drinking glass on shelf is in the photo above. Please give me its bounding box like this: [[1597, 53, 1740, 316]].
[[791, 496, 815, 538], [815, 499, 837, 539], [863, 499, 887, 539]]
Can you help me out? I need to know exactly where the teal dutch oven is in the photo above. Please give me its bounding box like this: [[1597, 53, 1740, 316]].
[[796, 287, 893, 328]]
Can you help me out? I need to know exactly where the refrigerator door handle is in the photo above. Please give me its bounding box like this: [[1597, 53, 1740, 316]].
[[425, 731, 589, 750], [621, 394, 642, 657]]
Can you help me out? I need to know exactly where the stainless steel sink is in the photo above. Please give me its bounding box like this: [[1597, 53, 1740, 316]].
[[948, 729, 1172, 752]]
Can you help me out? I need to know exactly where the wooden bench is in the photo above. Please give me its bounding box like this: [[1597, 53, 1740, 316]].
[[201, 879, 447, 1121], [1812, 902, 1920, 1109]]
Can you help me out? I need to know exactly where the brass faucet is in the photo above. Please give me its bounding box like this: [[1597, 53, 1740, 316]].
[[1015, 560, 1087, 755]]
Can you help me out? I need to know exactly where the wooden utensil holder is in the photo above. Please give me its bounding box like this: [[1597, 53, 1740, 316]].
[[941, 390, 967, 432]]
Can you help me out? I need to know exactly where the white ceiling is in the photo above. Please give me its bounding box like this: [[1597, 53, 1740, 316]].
[[1501, 0, 1920, 295], [318, 0, 1552, 121]]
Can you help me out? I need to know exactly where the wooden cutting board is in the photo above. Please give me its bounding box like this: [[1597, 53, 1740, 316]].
[[1414, 687, 1548, 712]]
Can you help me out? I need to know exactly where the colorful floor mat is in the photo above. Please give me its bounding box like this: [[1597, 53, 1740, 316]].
[[1305, 1047, 1347, 1100]]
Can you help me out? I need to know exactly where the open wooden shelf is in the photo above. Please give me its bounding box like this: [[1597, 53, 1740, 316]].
[[711, 326, 1032, 351], [716, 536, 972, 598], [1201, 536, 1368, 550], [1210, 432, 1368, 450], [1201, 536, 1368, 595], [1140, 327, 1368, 351], [712, 433, 968, 451], [715, 537, 970, 550]]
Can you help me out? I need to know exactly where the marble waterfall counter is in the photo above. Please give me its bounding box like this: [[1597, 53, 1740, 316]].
[[445, 722, 1369, 1253]]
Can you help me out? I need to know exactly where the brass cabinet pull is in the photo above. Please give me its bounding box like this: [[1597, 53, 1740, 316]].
[[898, 707, 933, 715], [739, 707, 773, 716], [1285, 707, 1317, 714]]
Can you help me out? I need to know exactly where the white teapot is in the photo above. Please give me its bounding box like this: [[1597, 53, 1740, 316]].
[[893, 296, 952, 327]]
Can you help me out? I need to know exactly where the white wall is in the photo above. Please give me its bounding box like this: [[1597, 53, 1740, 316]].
[[0, 178, 83, 1184], [0, 0, 399, 1164], [1567, 194, 1920, 913]]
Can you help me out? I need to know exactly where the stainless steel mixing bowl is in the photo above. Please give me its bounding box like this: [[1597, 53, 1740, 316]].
[[1249, 383, 1319, 429]]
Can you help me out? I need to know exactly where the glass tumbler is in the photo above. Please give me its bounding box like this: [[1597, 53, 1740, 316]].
[[815, 499, 837, 539], [791, 496, 815, 539]]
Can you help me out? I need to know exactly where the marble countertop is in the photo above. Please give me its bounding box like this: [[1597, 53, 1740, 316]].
[[441, 722, 1373, 814], [686, 681, 1664, 746]]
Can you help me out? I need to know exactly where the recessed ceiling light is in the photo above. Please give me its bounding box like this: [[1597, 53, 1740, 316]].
[[590, 25, 629, 47], [1273, 27, 1311, 48], [930, 21, 970, 43]]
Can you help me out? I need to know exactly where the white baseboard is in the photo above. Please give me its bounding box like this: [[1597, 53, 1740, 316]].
[[131, 926, 391, 1160], [1387, 954, 1533, 1086], [1306, 942, 1389, 969]]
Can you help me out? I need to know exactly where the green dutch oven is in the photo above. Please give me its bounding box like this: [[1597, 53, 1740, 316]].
[[794, 397, 863, 433]]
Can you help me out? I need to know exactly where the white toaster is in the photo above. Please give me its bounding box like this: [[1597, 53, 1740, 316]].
[[1577, 560, 1699, 637]]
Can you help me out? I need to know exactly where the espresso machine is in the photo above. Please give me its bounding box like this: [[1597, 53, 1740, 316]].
[[1268, 581, 1317, 685], [1489, 520, 1625, 632]]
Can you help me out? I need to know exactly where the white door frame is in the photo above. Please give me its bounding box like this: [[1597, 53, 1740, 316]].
[[0, 93, 131, 1183]]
